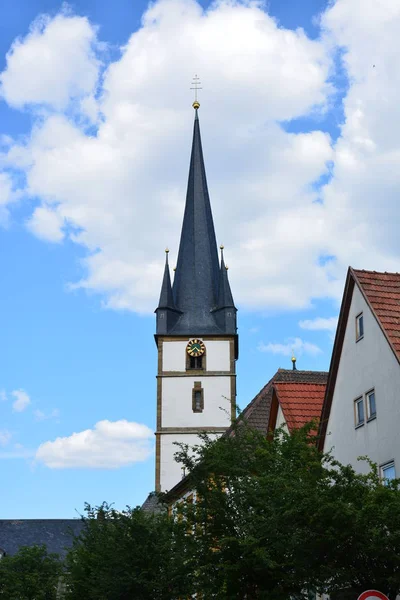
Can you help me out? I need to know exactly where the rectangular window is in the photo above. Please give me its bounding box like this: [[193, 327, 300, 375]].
[[356, 312, 364, 341], [192, 382, 204, 413], [186, 354, 205, 371], [380, 461, 395, 485], [354, 396, 364, 427], [366, 389, 376, 420]]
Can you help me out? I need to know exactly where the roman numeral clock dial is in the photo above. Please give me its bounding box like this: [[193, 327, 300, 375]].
[[186, 339, 205, 357]]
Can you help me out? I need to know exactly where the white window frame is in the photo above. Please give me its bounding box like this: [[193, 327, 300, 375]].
[[366, 389, 376, 420], [354, 396, 365, 427], [380, 461, 395, 484], [356, 312, 364, 341]]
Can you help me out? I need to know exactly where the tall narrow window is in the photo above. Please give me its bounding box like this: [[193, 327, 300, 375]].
[[354, 396, 364, 427], [380, 461, 395, 485], [356, 312, 364, 341], [366, 389, 376, 420], [189, 356, 203, 370], [192, 382, 204, 413]]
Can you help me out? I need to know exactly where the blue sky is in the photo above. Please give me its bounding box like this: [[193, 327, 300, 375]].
[[0, 0, 397, 517]]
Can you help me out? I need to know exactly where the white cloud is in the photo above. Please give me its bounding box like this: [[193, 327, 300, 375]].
[[34, 408, 60, 421], [12, 389, 31, 412], [299, 316, 338, 332], [0, 0, 335, 313], [1, 0, 399, 315], [258, 337, 322, 357], [0, 430, 12, 447], [35, 419, 154, 468], [0, 390, 7, 402], [27, 206, 65, 242], [0, 11, 100, 110]]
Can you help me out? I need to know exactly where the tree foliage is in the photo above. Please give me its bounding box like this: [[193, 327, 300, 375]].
[[173, 422, 400, 600], [7, 423, 400, 599], [0, 544, 62, 600], [65, 503, 193, 600]]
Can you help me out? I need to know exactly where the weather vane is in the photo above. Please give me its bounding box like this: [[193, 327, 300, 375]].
[[190, 74, 202, 109]]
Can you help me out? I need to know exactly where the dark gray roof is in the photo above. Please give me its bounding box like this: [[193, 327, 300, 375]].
[[141, 492, 166, 515], [216, 252, 235, 310], [156, 109, 235, 336], [0, 519, 84, 558], [157, 251, 177, 311]]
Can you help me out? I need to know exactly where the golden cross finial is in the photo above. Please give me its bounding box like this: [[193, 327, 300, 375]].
[[190, 74, 202, 109]]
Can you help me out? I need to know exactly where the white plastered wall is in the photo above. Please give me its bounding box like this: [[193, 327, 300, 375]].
[[159, 336, 235, 492], [162, 339, 231, 372], [276, 404, 288, 433], [324, 284, 400, 475], [161, 433, 221, 493], [161, 376, 232, 428]]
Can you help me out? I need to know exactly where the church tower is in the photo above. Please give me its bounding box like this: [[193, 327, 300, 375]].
[[155, 102, 238, 492]]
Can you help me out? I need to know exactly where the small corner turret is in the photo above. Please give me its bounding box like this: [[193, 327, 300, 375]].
[[155, 249, 181, 335], [212, 245, 237, 335]]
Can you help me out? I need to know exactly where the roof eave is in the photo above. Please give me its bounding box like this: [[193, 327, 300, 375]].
[[318, 267, 354, 451]]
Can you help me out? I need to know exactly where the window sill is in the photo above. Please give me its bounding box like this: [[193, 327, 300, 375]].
[[367, 415, 377, 423], [355, 422, 365, 430]]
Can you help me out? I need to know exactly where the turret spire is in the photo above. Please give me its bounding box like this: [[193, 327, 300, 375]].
[[155, 249, 181, 334], [157, 249, 175, 310], [216, 246, 235, 309]]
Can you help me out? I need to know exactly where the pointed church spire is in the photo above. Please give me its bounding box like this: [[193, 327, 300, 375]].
[[213, 245, 237, 335], [157, 249, 176, 310], [171, 107, 221, 334], [216, 246, 235, 309], [155, 249, 181, 334]]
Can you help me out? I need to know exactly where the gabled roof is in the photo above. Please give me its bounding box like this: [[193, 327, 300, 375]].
[[0, 519, 84, 558], [272, 381, 326, 432], [318, 267, 400, 450], [227, 368, 328, 436]]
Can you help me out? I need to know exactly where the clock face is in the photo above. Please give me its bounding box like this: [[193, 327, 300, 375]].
[[186, 339, 205, 357]]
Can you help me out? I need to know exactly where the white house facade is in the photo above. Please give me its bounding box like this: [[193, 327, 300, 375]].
[[320, 268, 400, 482]]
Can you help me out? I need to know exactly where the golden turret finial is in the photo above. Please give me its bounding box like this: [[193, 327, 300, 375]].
[[225, 264, 229, 270], [165, 248, 169, 253], [291, 353, 297, 371], [173, 267, 176, 272], [220, 244, 224, 250], [191, 74, 202, 110]]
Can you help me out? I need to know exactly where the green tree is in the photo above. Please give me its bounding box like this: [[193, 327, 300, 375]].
[[173, 422, 400, 600], [0, 544, 62, 600], [65, 503, 194, 600]]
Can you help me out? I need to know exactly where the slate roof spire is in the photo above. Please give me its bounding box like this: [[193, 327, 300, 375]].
[[155, 249, 181, 334], [212, 245, 237, 334], [169, 106, 221, 334], [157, 249, 175, 311], [155, 105, 237, 337], [216, 246, 235, 309]]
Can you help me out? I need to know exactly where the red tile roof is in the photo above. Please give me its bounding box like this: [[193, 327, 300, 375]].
[[226, 369, 328, 436], [353, 269, 400, 358], [273, 381, 326, 432]]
